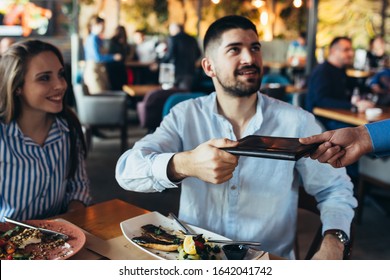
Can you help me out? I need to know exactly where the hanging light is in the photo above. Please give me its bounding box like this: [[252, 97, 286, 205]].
[[211, 0, 220, 4], [260, 11, 268, 26], [251, 0, 266, 8], [293, 0, 303, 8]]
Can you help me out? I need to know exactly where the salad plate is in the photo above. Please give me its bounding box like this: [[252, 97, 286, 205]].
[[120, 211, 263, 260], [0, 219, 86, 260]]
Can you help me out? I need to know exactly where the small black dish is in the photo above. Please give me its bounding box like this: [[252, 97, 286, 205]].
[[222, 244, 249, 260]]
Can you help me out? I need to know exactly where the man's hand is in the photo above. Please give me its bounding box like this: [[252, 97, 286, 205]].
[[113, 53, 122, 61], [299, 126, 373, 168], [168, 138, 239, 184], [311, 234, 344, 260], [356, 99, 375, 113]]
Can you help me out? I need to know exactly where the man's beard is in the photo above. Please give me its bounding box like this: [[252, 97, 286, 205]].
[[215, 65, 262, 97]]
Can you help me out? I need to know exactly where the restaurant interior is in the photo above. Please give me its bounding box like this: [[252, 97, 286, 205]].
[[1, 0, 390, 260]]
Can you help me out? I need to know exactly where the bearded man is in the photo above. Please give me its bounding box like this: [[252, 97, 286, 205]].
[[115, 16, 356, 260]]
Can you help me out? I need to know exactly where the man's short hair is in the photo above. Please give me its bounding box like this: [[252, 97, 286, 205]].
[[329, 36, 351, 49], [299, 31, 307, 39], [203, 15, 258, 54]]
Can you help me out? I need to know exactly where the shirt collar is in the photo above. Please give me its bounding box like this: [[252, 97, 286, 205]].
[[6, 116, 69, 144], [207, 91, 264, 136], [5, 120, 20, 137]]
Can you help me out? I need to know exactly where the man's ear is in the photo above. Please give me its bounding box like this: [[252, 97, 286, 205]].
[[201, 57, 216, 78]]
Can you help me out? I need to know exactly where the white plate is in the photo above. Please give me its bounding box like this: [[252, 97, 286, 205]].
[[120, 211, 263, 260]]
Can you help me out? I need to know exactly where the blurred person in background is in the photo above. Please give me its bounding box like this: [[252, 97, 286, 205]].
[[132, 29, 159, 84], [286, 31, 307, 81], [106, 25, 131, 90], [133, 29, 158, 64], [306, 37, 376, 181], [367, 36, 388, 71], [367, 61, 390, 105], [0, 40, 91, 221], [0, 37, 15, 55], [287, 32, 307, 68], [306, 36, 374, 130], [83, 16, 121, 94], [161, 23, 201, 90]]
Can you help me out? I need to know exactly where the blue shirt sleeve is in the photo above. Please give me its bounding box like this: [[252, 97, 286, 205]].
[[365, 119, 390, 157], [84, 34, 115, 63], [368, 72, 381, 87]]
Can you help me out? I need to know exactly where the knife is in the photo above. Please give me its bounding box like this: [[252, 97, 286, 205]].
[[4, 217, 69, 240]]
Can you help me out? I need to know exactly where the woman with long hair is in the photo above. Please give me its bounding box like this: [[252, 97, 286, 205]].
[[0, 40, 91, 221], [107, 25, 130, 90]]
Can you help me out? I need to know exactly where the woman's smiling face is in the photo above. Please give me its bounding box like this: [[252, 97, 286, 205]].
[[18, 51, 67, 116]]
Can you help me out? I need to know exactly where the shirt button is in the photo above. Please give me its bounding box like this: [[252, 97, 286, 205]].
[[231, 185, 237, 190]]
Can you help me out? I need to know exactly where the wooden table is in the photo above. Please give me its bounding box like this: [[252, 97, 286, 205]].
[[125, 61, 157, 84], [346, 69, 373, 78], [261, 84, 306, 94], [313, 107, 390, 126], [57, 199, 281, 260], [126, 61, 154, 68], [122, 84, 161, 97], [57, 199, 149, 240], [263, 61, 288, 70], [285, 85, 307, 94]]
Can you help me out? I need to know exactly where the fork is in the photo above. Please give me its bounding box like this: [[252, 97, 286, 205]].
[[168, 212, 202, 237]]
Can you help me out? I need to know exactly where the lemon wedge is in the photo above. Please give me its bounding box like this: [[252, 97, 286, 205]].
[[183, 236, 197, 255]]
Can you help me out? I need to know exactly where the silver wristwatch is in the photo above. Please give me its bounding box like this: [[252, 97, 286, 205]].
[[325, 229, 349, 244]]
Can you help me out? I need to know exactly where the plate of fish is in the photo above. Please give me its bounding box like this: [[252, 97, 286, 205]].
[[0, 219, 86, 260], [120, 212, 264, 260]]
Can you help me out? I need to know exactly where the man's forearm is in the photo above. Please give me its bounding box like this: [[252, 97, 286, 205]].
[[167, 152, 191, 182]]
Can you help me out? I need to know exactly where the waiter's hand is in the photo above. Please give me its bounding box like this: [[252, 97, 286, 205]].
[[299, 125, 373, 168]]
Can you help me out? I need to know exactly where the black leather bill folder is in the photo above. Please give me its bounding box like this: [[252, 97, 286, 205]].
[[220, 135, 320, 161]]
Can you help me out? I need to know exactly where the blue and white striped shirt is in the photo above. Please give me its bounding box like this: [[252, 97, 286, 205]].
[[0, 117, 91, 221]]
